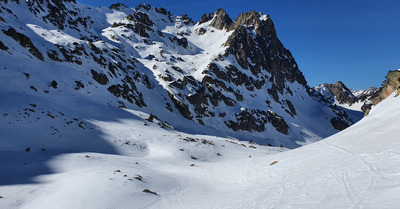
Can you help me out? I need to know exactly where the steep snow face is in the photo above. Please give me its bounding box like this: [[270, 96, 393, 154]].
[[0, 0, 354, 148]]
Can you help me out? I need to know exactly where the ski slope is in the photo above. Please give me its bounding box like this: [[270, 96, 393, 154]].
[[1, 91, 399, 208]]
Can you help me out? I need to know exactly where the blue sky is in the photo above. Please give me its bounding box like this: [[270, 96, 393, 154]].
[[79, 0, 400, 90]]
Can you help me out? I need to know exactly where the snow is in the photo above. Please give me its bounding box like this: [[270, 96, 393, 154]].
[[1, 2, 399, 207], [1, 92, 400, 208], [259, 14, 269, 21], [26, 24, 82, 45]]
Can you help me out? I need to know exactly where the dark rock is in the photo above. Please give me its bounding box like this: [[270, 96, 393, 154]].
[[169, 80, 185, 90], [361, 103, 373, 116], [2, 27, 44, 61], [210, 8, 232, 30], [183, 75, 197, 86], [50, 80, 58, 89], [286, 100, 297, 116], [142, 189, 158, 196], [0, 40, 8, 51], [324, 81, 355, 104], [198, 27, 207, 35], [30, 86, 37, 92], [87, 42, 102, 54], [41, 1, 76, 30], [155, 7, 169, 15], [169, 36, 188, 48], [109, 3, 128, 10], [223, 11, 307, 96], [167, 91, 192, 120], [55, 44, 82, 65], [199, 13, 214, 24], [181, 14, 193, 25], [91, 69, 109, 85], [176, 37, 188, 48], [108, 81, 146, 107], [74, 81, 85, 90], [135, 4, 151, 11], [132, 11, 154, 26], [268, 110, 289, 134], [47, 50, 63, 62], [224, 109, 289, 134], [330, 117, 350, 131]]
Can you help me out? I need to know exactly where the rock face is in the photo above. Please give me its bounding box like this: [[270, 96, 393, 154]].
[[0, 1, 357, 147], [315, 81, 379, 116], [372, 70, 400, 105], [209, 8, 232, 30], [2, 27, 44, 61], [324, 81, 355, 104]]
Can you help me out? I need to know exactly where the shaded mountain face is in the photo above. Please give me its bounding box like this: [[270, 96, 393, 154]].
[[0, 1, 355, 147]]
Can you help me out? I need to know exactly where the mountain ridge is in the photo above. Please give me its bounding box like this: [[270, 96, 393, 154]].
[[1, 0, 355, 148]]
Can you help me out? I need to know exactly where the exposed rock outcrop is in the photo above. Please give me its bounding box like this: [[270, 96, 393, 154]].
[[2, 27, 44, 61], [209, 8, 232, 30], [372, 70, 400, 105]]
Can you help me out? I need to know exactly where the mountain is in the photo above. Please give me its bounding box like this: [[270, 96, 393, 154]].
[[2, 80, 400, 209], [1, 1, 400, 208], [0, 0, 356, 148], [314, 81, 379, 114]]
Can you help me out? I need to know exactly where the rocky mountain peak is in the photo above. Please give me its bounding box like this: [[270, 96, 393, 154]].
[[109, 3, 128, 10], [324, 81, 355, 104], [0, 2, 359, 148], [222, 10, 307, 101], [230, 11, 270, 30], [199, 13, 212, 24], [209, 8, 232, 30]]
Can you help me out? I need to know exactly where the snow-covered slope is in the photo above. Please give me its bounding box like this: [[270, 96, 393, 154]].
[[1, 84, 399, 208], [1, 2, 400, 207], [0, 0, 355, 148]]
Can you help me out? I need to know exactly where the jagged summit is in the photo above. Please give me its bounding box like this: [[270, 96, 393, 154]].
[[209, 8, 232, 30], [109, 3, 128, 10], [325, 81, 355, 103]]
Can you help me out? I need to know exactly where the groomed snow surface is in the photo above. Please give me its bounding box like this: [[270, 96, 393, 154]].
[[1, 92, 400, 208]]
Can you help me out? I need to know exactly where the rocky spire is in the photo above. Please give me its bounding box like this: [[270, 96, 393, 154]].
[[199, 13, 214, 24], [109, 3, 128, 10], [324, 81, 355, 104], [209, 8, 232, 30], [223, 10, 307, 100]]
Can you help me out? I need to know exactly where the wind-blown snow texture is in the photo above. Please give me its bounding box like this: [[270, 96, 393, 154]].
[[1, 1, 400, 208], [0, 0, 355, 148]]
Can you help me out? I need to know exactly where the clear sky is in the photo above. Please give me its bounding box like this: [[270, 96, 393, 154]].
[[79, 0, 400, 90]]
